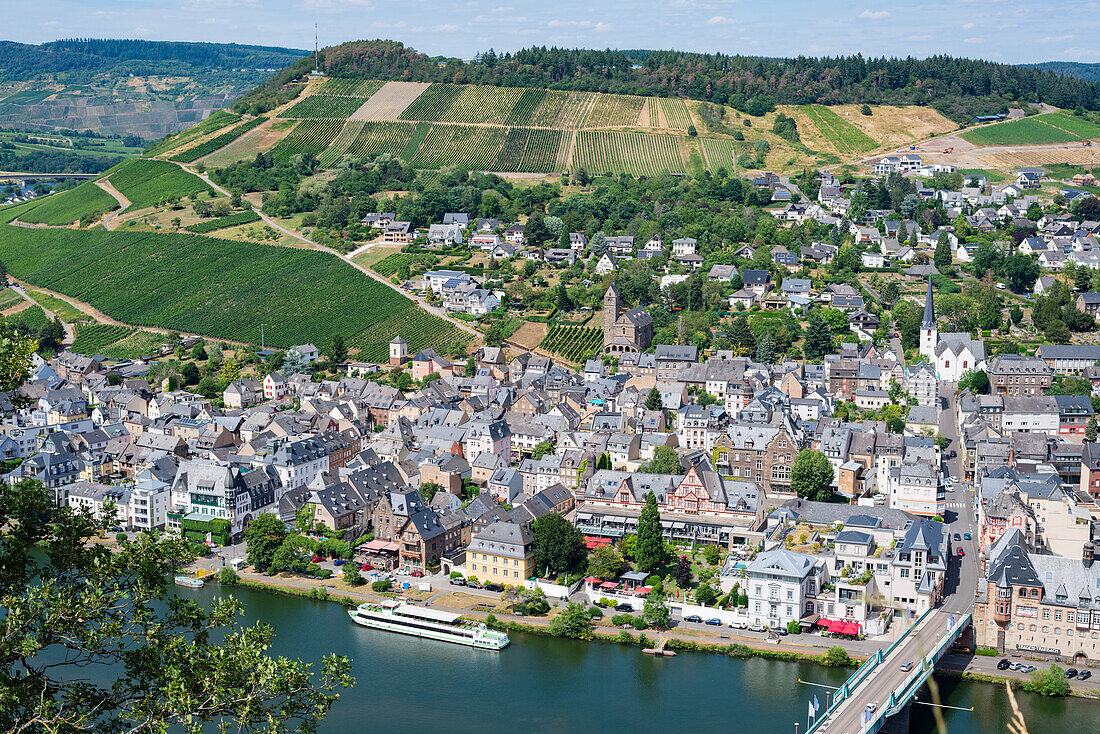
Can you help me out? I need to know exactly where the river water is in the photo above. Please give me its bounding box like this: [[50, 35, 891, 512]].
[[187, 584, 1100, 733]]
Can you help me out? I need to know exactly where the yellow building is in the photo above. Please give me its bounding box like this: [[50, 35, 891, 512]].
[[466, 521, 535, 583]]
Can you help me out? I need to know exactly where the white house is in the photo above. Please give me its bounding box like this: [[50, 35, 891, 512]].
[[888, 460, 943, 517], [744, 548, 827, 629]]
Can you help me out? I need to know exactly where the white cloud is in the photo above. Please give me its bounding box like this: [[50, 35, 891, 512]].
[[961, 22, 975, 29], [1038, 34, 1074, 43], [963, 37, 985, 43], [858, 9, 889, 19], [594, 22, 612, 31], [706, 15, 738, 25], [433, 23, 459, 32]]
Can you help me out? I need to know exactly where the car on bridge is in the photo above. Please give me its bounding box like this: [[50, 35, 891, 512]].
[[900, 661, 913, 672]]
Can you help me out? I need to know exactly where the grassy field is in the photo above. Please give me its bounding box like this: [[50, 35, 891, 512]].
[[960, 115, 1082, 146], [0, 201, 468, 361], [108, 159, 214, 210], [17, 181, 118, 225], [802, 105, 877, 155], [1035, 112, 1100, 139], [572, 130, 684, 176]]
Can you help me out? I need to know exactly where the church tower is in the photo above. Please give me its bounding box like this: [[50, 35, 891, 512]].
[[920, 275, 937, 362], [603, 284, 621, 349]]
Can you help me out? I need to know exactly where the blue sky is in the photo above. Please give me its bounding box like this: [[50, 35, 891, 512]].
[[3, 0, 1098, 64]]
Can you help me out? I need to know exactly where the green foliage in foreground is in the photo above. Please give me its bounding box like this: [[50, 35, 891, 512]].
[[0, 479, 354, 733], [1026, 665, 1072, 696], [0, 210, 465, 360]]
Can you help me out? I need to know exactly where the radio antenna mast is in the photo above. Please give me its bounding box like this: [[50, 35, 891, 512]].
[[314, 23, 319, 74]]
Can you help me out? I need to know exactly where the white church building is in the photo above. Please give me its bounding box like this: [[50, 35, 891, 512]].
[[919, 277, 986, 382]]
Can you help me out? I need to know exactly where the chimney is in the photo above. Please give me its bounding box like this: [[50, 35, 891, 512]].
[[1085, 542, 1095, 569]]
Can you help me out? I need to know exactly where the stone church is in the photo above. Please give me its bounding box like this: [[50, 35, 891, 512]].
[[603, 285, 653, 354]]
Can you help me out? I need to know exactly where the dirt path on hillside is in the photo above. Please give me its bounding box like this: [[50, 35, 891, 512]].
[[93, 178, 130, 230], [178, 162, 480, 339], [11, 285, 74, 345]]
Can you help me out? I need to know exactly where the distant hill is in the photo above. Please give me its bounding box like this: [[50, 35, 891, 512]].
[[0, 39, 308, 140], [286, 40, 1100, 123], [1028, 62, 1100, 83]]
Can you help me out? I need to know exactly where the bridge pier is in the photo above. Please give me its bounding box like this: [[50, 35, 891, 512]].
[[879, 701, 912, 734]]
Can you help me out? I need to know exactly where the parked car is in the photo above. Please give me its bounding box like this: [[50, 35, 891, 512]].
[[1009, 662, 1021, 671], [1066, 668, 1079, 678], [333, 559, 347, 566], [684, 614, 703, 624], [311, 556, 323, 563], [465, 581, 482, 590], [409, 570, 424, 578], [1078, 670, 1092, 680], [1021, 664, 1036, 673], [964, 532, 972, 541], [359, 563, 374, 571], [954, 533, 962, 541], [615, 604, 634, 612], [957, 547, 965, 557], [997, 659, 1011, 670], [948, 450, 957, 458], [749, 624, 766, 632], [900, 661, 913, 672], [950, 476, 959, 483], [728, 621, 748, 629], [774, 628, 788, 636], [484, 583, 503, 592], [705, 618, 722, 626], [449, 577, 466, 586]]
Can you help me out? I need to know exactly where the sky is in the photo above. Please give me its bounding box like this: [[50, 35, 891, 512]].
[[2, 0, 1099, 64]]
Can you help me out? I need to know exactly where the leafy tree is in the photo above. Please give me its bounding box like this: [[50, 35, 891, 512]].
[[555, 283, 573, 312], [978, 290, 1002, 330], [329, 333, 347, 364], [1026, 665, 1071, 697], [531, 514, 587, 576], [196, 375, 219, 399], [191, 341, 207, 361], [755, 329, 775, 364], [730, 316, 756, 354], [1076, 267, 1092, 293], [824, 646, 852, 667], [618, 533, 636, 560], [0, 480, 351, 733], [694, 583, 719, 606], [790, 448, 835, 502], [343, 563, 363, 586], [533, 440, 555, 459], [881, 280, 900, 304], [418, 481, 440, 503], [1086, 418, 1098, 442], [645, 386, 663, 411], [958, 369, 990, 395], [672, 555, 694, 588], [640, 445, 682, 474], [549, 602, 592, 639], [860, 104, 872, 115], [635, 491, 665, 573], [934, 231, 952, 269], [803, 311, 833, 362], [703, 544, 721, 566], [271, 534, 316, 573], [1009, 305, 1024, 326], [589, 544, 625, 579], [642, 590, 672, 630], [244, 513, 287, 571], [180, 361, 201, 386], [218, 566, 240, 585], [787, 620, 802, 634]]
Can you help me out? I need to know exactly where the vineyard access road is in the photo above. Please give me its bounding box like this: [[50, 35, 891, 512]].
[[10, 284, 75, 346], [93, 178, 131, 230], [179, 162, 480, 339]]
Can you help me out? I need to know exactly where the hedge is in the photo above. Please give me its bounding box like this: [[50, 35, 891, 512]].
[[181, 516, 231, 545]]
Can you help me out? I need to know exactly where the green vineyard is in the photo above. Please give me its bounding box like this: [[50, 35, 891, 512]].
[[572, 130, 685, 177], [0, 202, 467, 362], [315, 78, 384, 97], [539, 323, 602, 363], [269, 119, 344, 163], [660, 98, 692, 130], [70, 323, 134, 354], [371, 253, 433, 277], [184, 210, 261, 233], [108, 159, 213, 210], [701, 137, 736, 172], [582, 94, 645, 128], [170, 117, 266, 163], [321, 121, 419, 165], [491, 128, 563, 172], [399, 84, 465, 121], [144, 110, 240, 157], [410, 124, 508, 170], [281, 95, 365, 119], [18, 181, 118, 225]]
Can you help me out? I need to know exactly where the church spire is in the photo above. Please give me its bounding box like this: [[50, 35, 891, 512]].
[[921, 275, 935, 329]]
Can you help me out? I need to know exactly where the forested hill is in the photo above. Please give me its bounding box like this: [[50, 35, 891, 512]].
[[0, 39, 308, 81], [305, 40, 1100, 121], [1029, 61, 1100, 82]]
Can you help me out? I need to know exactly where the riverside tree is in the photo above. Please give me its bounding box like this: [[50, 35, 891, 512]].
[[243, 512, 287, 571], [635, 491, 665, 573], [531, 513, 586, 576], [0, 479, 353, 733]]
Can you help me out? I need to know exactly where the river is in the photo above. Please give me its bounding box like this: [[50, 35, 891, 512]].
[[187, 584, 1100, 733]]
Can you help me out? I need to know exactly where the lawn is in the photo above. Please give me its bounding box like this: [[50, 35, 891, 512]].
[[960, 116, 1082, 146]]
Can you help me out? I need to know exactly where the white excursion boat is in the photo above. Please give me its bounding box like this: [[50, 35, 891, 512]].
[[174, 575, 204, 588], [348, 600, 510, 650]]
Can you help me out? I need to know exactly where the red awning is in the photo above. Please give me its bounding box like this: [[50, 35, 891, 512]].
[[600, 581, 619, 589], [584, 576, 602, 585], [842, 622, 861, 636], [363, 539, 399, 553], [584, 537, 612, 549], [825, 620, 846, 633]]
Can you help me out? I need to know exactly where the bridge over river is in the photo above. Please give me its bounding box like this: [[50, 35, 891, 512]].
[[807, 608, 972, 734]]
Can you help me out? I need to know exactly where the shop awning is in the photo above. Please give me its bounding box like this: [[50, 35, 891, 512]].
[[363, 540, 400, 553], [600, 581, 619, 589], [842, 622, 861, 636], [585, 537, 612, 549]]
